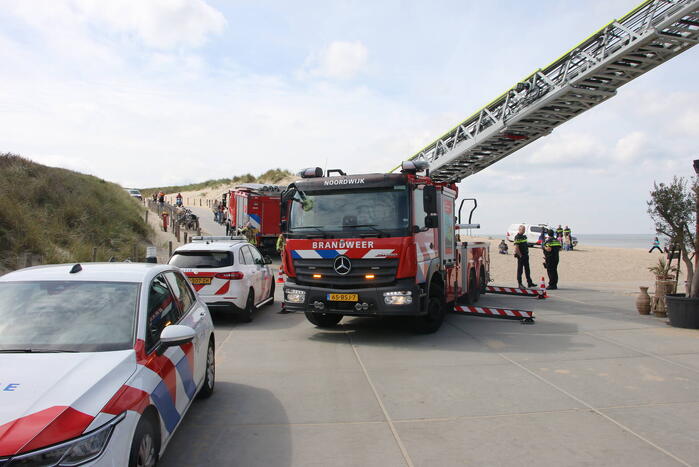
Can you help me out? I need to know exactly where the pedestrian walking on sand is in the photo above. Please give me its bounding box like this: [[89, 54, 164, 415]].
[[649, 236, 663, 253], [543, 229, 562, 290], [514, 225, 535, 289]]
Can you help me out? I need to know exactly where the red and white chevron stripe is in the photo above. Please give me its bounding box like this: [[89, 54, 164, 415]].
[[454, 305, 534, 320], [486, 286, 543, 297]]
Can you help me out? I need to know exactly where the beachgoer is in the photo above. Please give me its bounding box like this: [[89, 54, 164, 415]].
[[543, 229, 561, 290], [514, 225, 535, 289], [498, 240, 508, 255], [175, 193, 183, 207], [649, 237, 662, 253], [563, 225, 572, 250]]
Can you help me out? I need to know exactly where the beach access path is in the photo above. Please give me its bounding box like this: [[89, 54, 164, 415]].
[[161, 271, 699, 467]]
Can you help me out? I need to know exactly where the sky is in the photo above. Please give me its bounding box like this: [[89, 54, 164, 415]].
[[0, 0, 697, 234]]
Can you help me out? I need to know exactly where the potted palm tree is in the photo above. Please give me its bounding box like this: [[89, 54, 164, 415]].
[[647, 257, 678, 317], [648, 165, 698, 328]]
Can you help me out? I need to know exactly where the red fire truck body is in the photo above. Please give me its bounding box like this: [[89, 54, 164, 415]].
[[281, 164, 489, 333], [228, 184, 284, 255]]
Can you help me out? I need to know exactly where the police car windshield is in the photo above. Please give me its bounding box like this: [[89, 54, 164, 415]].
[[290, 188, 409, 235], [0, 281, 139, 352]]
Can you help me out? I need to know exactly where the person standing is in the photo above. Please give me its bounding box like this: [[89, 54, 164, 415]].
[[514, 225, 535, 289], [563, 225, 572, 250], [543, 229, 562, 289], [556, 225, 563, 242], [649, 236, 663, 253]]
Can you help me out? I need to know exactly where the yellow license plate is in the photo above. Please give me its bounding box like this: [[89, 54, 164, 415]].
[[189, 277, 212, 285], [327, 293, 359, 302]]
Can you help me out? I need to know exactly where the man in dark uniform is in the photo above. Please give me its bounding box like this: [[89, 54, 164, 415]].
[[543, 229, 562, 289], [514, 225, 535, 289]]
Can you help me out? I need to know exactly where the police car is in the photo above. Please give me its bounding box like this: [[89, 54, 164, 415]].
[[0, 263, 215, 466], [169, 236, 275, 322]]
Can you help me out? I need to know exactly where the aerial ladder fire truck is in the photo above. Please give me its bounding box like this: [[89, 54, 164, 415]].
[[281, 0, 699, 332]]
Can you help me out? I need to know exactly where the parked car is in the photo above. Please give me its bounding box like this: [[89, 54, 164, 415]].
[[169, 236, 275, 322], [505, 223, 578, 248], [126, 188, 143, 201], [0, 262, 215, 466]]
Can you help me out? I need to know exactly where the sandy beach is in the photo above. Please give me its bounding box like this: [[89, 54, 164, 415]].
[[472, 236, 688, 295]]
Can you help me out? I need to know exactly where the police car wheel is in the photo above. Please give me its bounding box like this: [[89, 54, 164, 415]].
[[268, 281, 275, 305], [129, 413, 159, 467], [239, 289, 254, 323], [199, 340, 215, 399]]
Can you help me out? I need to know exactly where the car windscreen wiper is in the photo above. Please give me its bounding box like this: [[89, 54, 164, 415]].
[[345, 224, 390, 237], [0, 348, 79, 353]]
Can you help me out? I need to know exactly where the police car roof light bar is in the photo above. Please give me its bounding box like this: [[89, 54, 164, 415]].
[[191, 236, 247, 243], [394, 0, 699, 183]]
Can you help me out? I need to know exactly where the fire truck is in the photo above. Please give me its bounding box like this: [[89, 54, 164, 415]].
[[281, 162, 489, 333], [228, 184, 284, 255]]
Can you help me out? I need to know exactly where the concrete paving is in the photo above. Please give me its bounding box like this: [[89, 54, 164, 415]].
[[161, 285, 699, 467]]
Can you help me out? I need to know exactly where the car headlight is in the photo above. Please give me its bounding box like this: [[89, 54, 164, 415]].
[[285, 288, 306, 304], [10, 412, 124, 466], [383, 291, 413, 305]]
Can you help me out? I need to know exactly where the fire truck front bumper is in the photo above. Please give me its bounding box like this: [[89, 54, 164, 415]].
[[283, 279, 423, 316]]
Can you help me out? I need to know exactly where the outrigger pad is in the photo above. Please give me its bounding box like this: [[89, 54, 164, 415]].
[[453, 305, 535, 323]]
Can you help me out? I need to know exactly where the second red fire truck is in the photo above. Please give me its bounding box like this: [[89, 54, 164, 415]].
[[281, 162, 489, 333], [228, 183, 284, 255]]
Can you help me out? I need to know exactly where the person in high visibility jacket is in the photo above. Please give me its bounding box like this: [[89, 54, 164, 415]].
[[556, 225, 563, 242], [563, 225, 572, 250], [514, 225, 535, 289], [276, 234, 285, 254], [543, 229, 562, 289]]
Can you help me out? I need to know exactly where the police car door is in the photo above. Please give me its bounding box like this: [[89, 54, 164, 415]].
[[248, 246, 269, 302], [164, 271, 208, 385]]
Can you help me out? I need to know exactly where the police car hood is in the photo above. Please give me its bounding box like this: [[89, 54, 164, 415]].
[[0, 350, 136, 456]]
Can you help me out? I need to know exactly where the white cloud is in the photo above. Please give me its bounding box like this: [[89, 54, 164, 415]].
[[613, 131, 648, 163], [302, 41, 368, 80], [526, 132, 605, 167], [6, 0, 226, 50]]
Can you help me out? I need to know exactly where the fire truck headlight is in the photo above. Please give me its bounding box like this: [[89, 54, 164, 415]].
[[383, 291, 412, 305], [285, 289, 306, 304]]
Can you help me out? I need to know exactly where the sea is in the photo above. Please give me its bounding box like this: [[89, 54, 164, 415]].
[[482, 233, 663, 249]]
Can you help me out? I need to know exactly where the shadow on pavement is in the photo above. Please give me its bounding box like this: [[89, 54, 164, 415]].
[[160, 382, 291, 467]]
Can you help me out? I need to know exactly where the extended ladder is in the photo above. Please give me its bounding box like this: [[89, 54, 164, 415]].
[[395, 0, 699, 183]]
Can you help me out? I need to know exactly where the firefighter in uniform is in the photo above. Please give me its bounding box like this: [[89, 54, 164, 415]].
[[514, 225, 535, 289], [543, 229, 562, 289], [556, 225, 563, 242]]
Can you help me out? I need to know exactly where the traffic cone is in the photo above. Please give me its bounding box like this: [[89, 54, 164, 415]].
[[276, 267, 285, 284], [538, 276, 547, 299]]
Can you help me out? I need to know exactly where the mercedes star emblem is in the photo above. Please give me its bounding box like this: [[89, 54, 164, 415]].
[[333, 255, 352, 275]]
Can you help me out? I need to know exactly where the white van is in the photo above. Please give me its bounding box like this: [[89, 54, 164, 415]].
[[505, 224, 550, 246], [505, 223, 578, 248]]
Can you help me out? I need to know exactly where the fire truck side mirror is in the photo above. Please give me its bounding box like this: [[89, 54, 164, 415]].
[[424, 215, 439, 229], [423, 185, 438, 214]]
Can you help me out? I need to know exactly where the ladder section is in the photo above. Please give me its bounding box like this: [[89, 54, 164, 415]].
[[403, 0, 699, 183]]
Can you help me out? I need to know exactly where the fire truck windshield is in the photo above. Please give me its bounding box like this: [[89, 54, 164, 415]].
[[289, 188, 409, 236]]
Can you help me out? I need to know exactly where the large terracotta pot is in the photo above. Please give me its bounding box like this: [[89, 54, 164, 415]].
[[636, 287, 651, 315]]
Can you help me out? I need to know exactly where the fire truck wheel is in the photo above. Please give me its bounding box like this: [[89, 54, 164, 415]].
[[413, 285, 445, 334], [305, 312, 343, 327], [465, 271, 479, 305], [239, 289, 255, 323], [479, 266, 487, 295]]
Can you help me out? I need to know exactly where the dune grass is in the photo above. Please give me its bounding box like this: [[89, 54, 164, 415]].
[[139, 168, 292, 197], [0, 153, 151, 271]]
